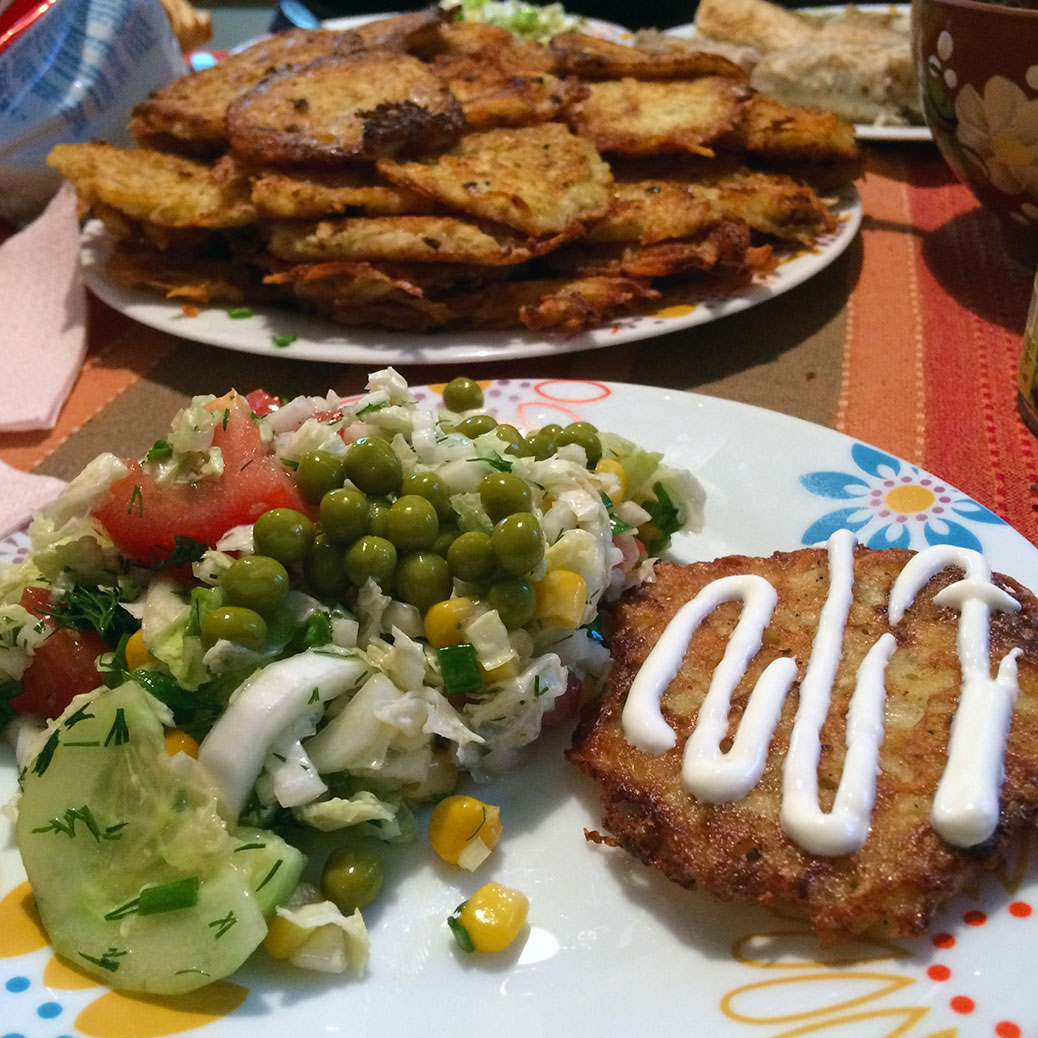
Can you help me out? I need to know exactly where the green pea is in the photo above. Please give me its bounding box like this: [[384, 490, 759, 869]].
[[494, 424, 524, 456], [446, 530, 496, 582], [402, 471, 452, 522], [321, 845, 384, 915], [486, 577, 536, 630], [253, 508, 315, 565], [479, 471, 532, 523], [222, 555, 290, 614], [320, 487, 369, 544], [456, 414, 498, 439], [443, 376, 484, 412], [540, 424, 563, 437], [521, 429, 558, 460], [384, 495, 439, 551], [304, 535, 348, 598], [368, 497, 390, 537], [395, 551, 452, 613], [344, 535, 398, 588], [297, 450, 345, 503], [343, 437, 402, 496], [491, 512, 544, 576], [558, 421, 602, 467], [431, 525, 459, 557], [202, 606, 267, 650]]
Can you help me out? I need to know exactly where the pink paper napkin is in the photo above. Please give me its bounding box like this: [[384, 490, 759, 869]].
[[0, 181, 86, 432], [0, 461, 64, 541]]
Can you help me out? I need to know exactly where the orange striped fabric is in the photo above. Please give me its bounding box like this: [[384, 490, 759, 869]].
[[839, 151, 1038, 545]]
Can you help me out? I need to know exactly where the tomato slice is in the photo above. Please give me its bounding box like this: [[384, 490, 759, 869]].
[[245, 389, 281, 416], [11, 587, 108, 719], [92, 393, 309, 562]]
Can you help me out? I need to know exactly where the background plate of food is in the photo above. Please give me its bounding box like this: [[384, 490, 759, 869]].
[[666, 0, 932, 143], [2, 378, 1037, 1037], [57, 4, 864, 363]]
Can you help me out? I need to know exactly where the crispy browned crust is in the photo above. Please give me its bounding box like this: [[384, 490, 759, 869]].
[[246, 165, 435, 219], [346, 5, 453, 52], [562, 77, 752, 156], [721, 93, 860, 163], [419, 20, 554, 73], [47, 143, 257, 229], [378, 122, 612, 238], [447, 274, 658, 330], [549, 31, 748, 81], [263, 215, 568, 266], [569, 548, 1038, 944], [226, 52, 464, 166], [544, 219, 755, 279], [585, 181, 717, 245], [106, 240, 262, 304], [131, 29, 360, 149]]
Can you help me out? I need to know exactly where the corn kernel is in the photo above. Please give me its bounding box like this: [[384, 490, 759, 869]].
[[264, 914, 313, 959], [595, 458, 627, 504], [428, 795, 502, 869], [124, 629, 155, 670], [534, 569, 587, 629], [479, 656, 520, 683], [424, 597, 476, 648], [165, 730, 200, 758], [458, 882, 529, 953]]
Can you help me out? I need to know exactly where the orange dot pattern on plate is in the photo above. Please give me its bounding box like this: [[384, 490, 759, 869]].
[[927, 965, 951, 982], [1008, 901, 1032, 918], [963, 910, 987, 926], [996, 1022, 1022, 1038], [75, 982, 249, 1038], [950, 995, 975, 1014], [932, 932, 955, 949]]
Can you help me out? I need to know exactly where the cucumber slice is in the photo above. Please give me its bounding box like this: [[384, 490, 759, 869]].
[[16, 682, 305, 994]]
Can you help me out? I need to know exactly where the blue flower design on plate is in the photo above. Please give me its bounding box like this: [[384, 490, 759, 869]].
[[799, 443, 1004, 551]]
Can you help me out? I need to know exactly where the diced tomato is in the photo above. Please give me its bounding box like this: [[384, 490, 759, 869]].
[[542, 674, 583, 729], [245, 389, 281, 416], [10, 587, 108, 719], [92, 392, 310, 563]]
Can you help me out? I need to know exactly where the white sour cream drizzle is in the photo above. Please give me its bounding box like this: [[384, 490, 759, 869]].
[[621, 530, 1023, 856]]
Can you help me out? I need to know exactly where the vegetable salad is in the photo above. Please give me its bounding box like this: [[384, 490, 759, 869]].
[[0, 369, 703, 993]]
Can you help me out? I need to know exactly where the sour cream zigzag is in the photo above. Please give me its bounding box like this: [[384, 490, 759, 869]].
[[621, 531, 1024, 857], [889, 545, 1022, 848]]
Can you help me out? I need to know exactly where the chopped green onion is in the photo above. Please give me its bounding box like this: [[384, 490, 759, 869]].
[[447, 903, 475, 953], [437, 643, 483, 696], [227, 307, 253, 319], [139, 876, 200, 916], [146, 439, 172, 461], [644, 481, 680, 537], [271, 333, 297, 348]]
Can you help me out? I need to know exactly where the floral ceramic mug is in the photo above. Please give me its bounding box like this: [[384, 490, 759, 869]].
[[912, 0, 1038, 264]]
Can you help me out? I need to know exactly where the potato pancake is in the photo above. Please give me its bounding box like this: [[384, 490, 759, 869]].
[[585, 181, 717, 245], [106, 241, 261, 304], [130, 28, 358, 150], [549, 31, 748, 81], [227, 52, 464, 166], [447, 274, 658, 330], [247, 167, 434, 219], [378, 122, 613, 238], [570, 547, 1038, 944], [47, 143, 256, 228], [562, 77, 751, 156], [722, 94, 859, 162], [264, 215, 565, 266]]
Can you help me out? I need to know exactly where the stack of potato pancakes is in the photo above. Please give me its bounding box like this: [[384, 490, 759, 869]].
[[49, 6, 860, 333]]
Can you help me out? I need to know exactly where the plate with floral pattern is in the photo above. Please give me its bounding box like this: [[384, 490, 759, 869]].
[[1, 380, 1035, 1038]]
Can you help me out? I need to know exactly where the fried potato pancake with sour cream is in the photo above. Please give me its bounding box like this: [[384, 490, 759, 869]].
[[130, 28, 359, 150], [47, 143, 257, 228], [378, 122, 613, 238], [264, 215, 566, 266], [569, 547, 1038, 944], [227, 52, 464, 166], [562, 77, 752, 156]]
